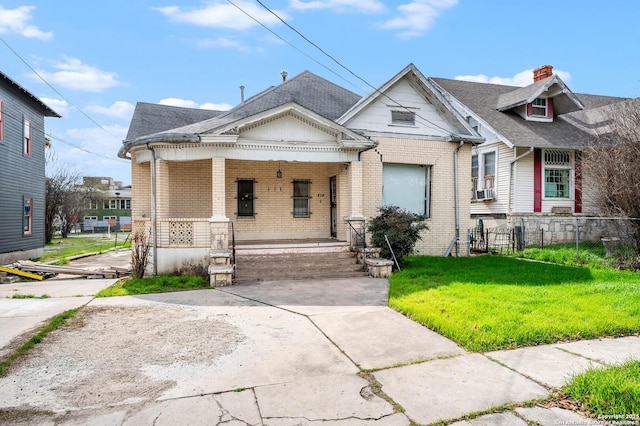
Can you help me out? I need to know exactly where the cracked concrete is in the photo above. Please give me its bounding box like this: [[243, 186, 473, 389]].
[[1, 255, 636, 425]]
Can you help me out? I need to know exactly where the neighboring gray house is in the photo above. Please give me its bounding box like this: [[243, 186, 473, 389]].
[[0, 71, 60, 264]]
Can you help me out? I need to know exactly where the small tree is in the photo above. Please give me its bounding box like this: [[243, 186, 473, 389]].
[[368, 205, 428, 267], [45, 168, 85, 243], [583, 99, 640, 252], [131, 227, 152, 278]]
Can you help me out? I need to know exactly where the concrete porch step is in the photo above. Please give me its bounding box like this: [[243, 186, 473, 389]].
[[232, 241, 368, 283]]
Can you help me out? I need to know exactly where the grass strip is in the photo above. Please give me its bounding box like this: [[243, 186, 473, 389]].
[[96, 275, 209, 297], [564, 360, 640, 420], [0, 308, 80, 377], [389, 256, 640, 352]]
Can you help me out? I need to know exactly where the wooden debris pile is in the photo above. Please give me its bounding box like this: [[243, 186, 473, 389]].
[[7, 260, 131, 280]]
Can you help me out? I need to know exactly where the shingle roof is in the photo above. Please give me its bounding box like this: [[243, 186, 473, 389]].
[[0, 71, 61, 117], [124, 102, 225, 142], [430, 77, 627, 149], [496, 75, 584, 114], [139, 71, 362, 138]]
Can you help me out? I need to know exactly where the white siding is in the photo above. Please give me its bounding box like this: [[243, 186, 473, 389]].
[[345, 77, 457, 138], [513, 148, 534, 213], [470, 143, 512, 216], [241, 113, 336, 143]]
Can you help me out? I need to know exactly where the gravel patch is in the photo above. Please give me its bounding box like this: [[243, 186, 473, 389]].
[[0, 304, 245, 413]]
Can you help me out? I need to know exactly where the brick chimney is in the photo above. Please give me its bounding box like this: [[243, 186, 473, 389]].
[[533, 65, 553, 82]]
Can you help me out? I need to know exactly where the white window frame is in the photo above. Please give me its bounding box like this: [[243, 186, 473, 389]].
[[390, 110, 416, 126], [543, 149, 572, 199], [531, 98, 547, 117], [472, 149, 497, 200], [382, 163, 431, 217]]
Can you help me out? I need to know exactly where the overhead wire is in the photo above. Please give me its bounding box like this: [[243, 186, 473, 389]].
[[0, 34, 122, 141], [250, 0, 456, 136], [1, 108, 128, 163]]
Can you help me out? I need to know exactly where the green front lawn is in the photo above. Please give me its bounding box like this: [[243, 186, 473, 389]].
[[389, 256, 640, 352], [95, 275, 209, 297]]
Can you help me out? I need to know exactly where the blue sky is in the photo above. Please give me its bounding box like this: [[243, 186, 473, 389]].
[[1, 1, 639, 186]]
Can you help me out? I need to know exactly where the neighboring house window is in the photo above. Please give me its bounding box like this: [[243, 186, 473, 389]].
[[544, 149, 571, 198], [237, 179, 255, 217], [23, 118, 32, 156], [103, 216, 117, 225], [125, 199, 131, 209], [23, 198, 32, 235], [84, 216, 98, 221], [391, 110, 415, 126], [104, 199, 118, 209], [531, 98, 547, 117], [0, 100, 4, 142], [88, 199, 98, 209], [383, 163, 431, 217], [471, 152, 496, 200], [293, 179, 311, 218]]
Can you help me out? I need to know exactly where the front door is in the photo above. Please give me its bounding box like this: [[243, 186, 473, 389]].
[[330, 176, 337, 238]]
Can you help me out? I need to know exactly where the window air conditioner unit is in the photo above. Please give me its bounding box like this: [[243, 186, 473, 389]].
[[476, 189, 495, 201]]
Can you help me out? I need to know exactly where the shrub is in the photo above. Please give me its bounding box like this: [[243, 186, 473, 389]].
[[368, 205, 428, 267]]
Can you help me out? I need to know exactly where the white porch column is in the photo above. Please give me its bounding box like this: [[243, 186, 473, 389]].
[[209, 157, 229, 250], [345, 160, 366, 248]]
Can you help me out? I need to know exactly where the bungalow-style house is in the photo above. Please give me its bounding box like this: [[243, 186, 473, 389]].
[[119, 64, 482, 282], [0, 71, 60, 264], [429, 65, 628, 231]]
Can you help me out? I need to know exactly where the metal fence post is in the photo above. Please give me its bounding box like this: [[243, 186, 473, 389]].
[[575, 216, 580, 262]]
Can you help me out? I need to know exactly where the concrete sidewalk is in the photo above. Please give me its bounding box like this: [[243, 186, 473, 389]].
[[1, 275, 638, 425]]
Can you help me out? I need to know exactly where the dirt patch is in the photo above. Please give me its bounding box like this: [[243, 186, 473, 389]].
[[1, 304, 245, 412]]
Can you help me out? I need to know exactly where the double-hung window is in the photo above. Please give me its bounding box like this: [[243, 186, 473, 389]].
[[382, 163, 431, 217], [237, 179, 255, 217], [293, 180, 311, 218], [544, 150, 571, 198], [23, 118, 32, 156], [471, 151, 496, 199], [0, 100, 4, 142], [23, 198, 32, 235], [531, 98, 547, 117]]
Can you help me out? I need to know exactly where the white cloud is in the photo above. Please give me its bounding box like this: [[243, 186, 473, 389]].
[[455, 68, 572, 87], [159, 98, 232, 111], [155, 1, 286, 30], [85, 101, 135, 119], [33, 56, 125, 92], [0, 6, 52, 40], [379, 0, 457, 38], [197, 37, 248, 51], [289, 0, 385, 13], [40, 97, 68, 117]]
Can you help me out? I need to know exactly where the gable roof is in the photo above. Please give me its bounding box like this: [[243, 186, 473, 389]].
[[158, 71, 362, 137], [338, 63, 483, 142], [124, 102, 226, 141], [496, 75, 584, 114], [430, 77, 627, 149], [0, 71, 61, 118]]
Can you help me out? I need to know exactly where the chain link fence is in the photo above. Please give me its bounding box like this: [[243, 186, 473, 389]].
[[469, 217, 640, 265]]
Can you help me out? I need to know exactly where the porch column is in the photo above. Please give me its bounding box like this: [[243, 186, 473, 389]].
[[209, 157, 229, 250], [155, 159, 170, 219], [345, 161, 366, 248]]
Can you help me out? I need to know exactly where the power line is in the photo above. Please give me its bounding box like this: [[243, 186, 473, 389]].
[[249, 0, 455, 136], [0, 34, 121, 140], [1, 108, 127, 163], [226, 0, 360, 92]]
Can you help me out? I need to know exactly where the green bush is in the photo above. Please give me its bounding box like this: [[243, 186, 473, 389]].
[[368, 205, 428, 267]]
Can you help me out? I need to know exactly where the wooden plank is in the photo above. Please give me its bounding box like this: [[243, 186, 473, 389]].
[[0, 266, 43, 281]]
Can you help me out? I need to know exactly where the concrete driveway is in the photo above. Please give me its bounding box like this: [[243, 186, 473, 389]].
[[0, 251, 632, 425]]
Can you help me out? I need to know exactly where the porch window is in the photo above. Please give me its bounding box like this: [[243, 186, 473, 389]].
[[383, 163, 431, 217], [23, 197, 32, 235], [544, 149, 571, 198], [293, 179, 311, 218], [237, 179, 255, 217]]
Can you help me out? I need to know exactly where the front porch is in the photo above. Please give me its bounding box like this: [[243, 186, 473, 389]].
[[132, 158, 370, 283]]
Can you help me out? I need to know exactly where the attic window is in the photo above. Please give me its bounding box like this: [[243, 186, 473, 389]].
[[531, 98, 547, 117], [391, 110, 415, 126]]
